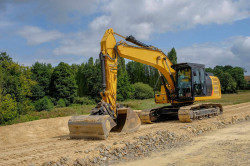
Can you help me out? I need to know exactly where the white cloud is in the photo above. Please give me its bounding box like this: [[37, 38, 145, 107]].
[[0, 0, 101, 23], [18, 26, 63, 45], [53, 31, 100, 56], [33, 0, 101, 22], [90, 15, 111, 30], [0, 21, 13, 28], [177, 36, 250, 74], [89, 0, 250, 40], [2, 0, 250, 68], [53, 0, 250, 58]]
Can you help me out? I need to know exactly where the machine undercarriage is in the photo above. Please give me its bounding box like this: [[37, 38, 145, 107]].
[[140, 103, 223, 123]]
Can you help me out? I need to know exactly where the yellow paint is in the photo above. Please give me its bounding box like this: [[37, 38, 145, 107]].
[[100, 28, 221, 115]]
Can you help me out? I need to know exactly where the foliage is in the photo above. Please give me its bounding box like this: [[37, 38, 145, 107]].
[[117, 71, 135, 101], [74, 96, 96, 105], [31, 62, 53, 100], [0, 52, 36, 114], [0, 52, 12, 62], [116, 57, 135, 101], [34, 96, 54, 111], [206, 65, 246, 93], [76, 58, 102, 101], [0, 94, 18, 124], [50, 62, 77, 105], [219, 72, 237, 93], [167, 47, 177, 65], [126, 61, 159, 88], [133, 82, 154, 99], [57, 98, 66, 108]]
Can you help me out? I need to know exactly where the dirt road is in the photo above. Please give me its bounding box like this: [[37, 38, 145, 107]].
[[115, 120, 250, 166], [0, 102, 250, 166]]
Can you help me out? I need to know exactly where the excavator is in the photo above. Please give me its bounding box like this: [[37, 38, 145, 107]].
[[68, 28, 222, 139]]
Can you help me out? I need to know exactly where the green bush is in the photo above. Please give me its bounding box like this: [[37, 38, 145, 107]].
[[133, 82, 154, 99], [34, 96, 54, 111], [0, 94, 18, 124], [57, 98, 66, 107], [117, 72, 135, 101], [74, 97, 95, 105]]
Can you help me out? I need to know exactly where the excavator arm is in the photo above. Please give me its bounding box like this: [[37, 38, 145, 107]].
[[99, 28, 176, 118], [68, 28, 177, 139]]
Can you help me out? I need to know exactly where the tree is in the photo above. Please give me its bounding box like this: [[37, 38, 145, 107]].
[[133, 82, 154, 99], [34, 96, 54, 111], [208, 65, 246, 93], [76, 63, 85, 97], [225, 66, 247, 90], [220, 72, 237, 93], [126, 61, 160, 89], [167, 48, 177, 65], [76, 58, 102, 101], [0, 65, 3, 100], [209, 66, 237, 93], [117, 57, 134, 101], [117, 72, 135, 101], [126, 61, 145, 84], [0, 94, 18, 124], [31, 62, 53, 100], [0, 52, 12, 63], [57, 98, 66, 108], [50, 62, 77, 105], [0, 52, 36, 114]]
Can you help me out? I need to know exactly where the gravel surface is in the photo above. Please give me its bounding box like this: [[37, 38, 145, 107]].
[[115, 120, 250, 166]]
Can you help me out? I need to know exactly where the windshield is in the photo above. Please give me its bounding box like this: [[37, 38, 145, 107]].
[[177, 68, 192, 98]]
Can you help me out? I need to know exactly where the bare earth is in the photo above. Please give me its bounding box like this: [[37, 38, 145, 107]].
[[0, 102, 250, 166], [114, 120, 250, 166]]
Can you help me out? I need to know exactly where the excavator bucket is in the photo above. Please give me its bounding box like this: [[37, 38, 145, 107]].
[[68, 107, 141, 140], [111, 108, 141, 133], [68, 115, 116, 140]]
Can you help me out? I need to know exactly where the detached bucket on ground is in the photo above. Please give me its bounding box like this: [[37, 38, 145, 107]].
[[68, 108, 141, 140], [68, 115, 116, 140]]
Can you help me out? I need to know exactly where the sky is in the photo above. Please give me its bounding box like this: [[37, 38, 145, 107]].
[[0, 0, 250, 74]]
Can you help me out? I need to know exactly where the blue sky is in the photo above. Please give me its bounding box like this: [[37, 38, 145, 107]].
[[0, 0, 250, 74]]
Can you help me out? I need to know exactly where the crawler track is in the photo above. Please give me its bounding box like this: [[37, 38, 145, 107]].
[[178, 103, 223, 122]]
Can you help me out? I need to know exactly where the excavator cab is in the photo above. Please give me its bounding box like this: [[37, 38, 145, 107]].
[[172, 63, 206, 101]]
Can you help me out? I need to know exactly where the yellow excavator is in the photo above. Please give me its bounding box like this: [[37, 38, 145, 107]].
[[68, 28, 222, 139]]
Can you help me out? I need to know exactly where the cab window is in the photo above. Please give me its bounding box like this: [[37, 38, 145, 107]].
[[193, 68, 205, 96], [177, 68, 192, 98]]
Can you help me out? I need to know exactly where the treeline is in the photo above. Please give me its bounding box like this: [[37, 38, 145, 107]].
[[0, 48, 177, 124], [206, 66, 248, 93], [0, 50, 168, 124], [0, 48, 248, 124]]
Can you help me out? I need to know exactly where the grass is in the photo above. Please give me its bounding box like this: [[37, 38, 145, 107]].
[[120, 98, 167, 110], [2, 90, 250, 126], [200, 90, 250, 105], [3, 104, 95, 126]]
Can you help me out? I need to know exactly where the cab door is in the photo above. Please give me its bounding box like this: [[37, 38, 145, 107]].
[[192, 67, 206, 96]]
